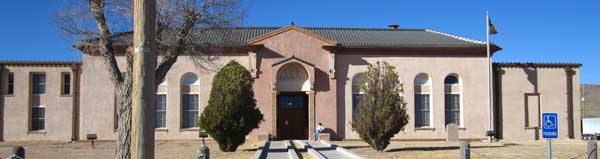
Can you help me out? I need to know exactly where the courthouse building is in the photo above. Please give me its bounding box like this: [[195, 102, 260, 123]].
[[0, 25, 582, 141]]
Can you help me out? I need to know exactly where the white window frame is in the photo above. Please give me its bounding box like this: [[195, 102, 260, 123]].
[[31, 105, 45, 131], [415, 92, 433, 128], [181, 93, 199, 129], [156, 93, 167, 129], [444, 75, 463, 127], [414, 73, 433, 128], [31, 73, 46, 95]]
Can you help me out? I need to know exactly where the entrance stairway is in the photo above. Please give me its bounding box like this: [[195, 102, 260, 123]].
[[251, 140, 364, 159]]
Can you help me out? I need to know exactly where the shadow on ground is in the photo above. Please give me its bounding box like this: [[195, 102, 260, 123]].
[[383, 142, 521, 152]]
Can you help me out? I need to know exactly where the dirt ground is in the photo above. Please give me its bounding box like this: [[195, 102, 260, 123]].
[[0, 140, 595, 159], [0, 140, 260, 159], [332, 140, 596, 159]]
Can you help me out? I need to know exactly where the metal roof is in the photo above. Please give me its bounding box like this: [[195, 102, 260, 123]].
[[105, 26, 488, 48]]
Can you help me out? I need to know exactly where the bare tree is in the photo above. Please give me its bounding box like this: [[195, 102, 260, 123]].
[[55, 0, 245, 158]]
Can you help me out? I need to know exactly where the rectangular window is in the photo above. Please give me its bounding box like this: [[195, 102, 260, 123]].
[[352, 94, 363, 117], [31, 105, 45, 131], [415, 94, 431, 127], [181, 94, 198, 128], [31, 73, 46, 95], [61, 73, 71, 95], [156, 94, 167, 128], [445, 94, 460, 126], [8, 72, 14, 95]]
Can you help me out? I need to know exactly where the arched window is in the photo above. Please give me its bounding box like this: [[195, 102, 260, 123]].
[[444, 75, 459, 85], [182, 73, 199, 85], [444, 74, 461, 126], [181, 73, 199, 129], [352, 73, 366, 117], [159, 78, 168, 85], [415, 74, 430, 85], [414, 73, 431, 127]]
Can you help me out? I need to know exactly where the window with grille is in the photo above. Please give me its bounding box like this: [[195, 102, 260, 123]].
[[181, 94, 198, 128], [8, 72, 14, 94], [352, 94, 363, 117], [31, 105, 45, 131], [62, 73, 71, 95], [415, 94, 431, 127], [31, 73, 45, 95], [156, 94, 167, 128], [445, 94, 460, 125]]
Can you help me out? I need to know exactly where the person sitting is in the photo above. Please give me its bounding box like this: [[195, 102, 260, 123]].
[[313, 123, 325, 141]]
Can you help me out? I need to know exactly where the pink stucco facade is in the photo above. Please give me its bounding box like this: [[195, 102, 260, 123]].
[[0, 26, 582, 142]]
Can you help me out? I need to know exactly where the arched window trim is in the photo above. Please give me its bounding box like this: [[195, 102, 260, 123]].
[[351, 73, 366, 121], [444, 73, 463, 127], [414, 73, 433, 128]]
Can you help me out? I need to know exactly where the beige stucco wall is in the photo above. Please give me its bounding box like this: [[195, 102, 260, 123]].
[[337, 54, 491, 140], [79, 53, 248, 141], [498, 66, 581, 140], [1, 65, 76, 141]]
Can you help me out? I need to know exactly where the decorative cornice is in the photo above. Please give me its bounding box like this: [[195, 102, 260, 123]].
[[494, 62, 582, 68], [323, 45, 490, 56], [0, 60, 81, 67]]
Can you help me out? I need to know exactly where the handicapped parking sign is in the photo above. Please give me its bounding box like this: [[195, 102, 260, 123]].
[[542, 112, 559, 139]]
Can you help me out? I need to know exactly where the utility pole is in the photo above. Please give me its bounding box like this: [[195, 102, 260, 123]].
[[131, 0, 157, 158]]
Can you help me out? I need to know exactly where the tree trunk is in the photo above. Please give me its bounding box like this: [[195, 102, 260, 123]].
[[115, 81, 132, 159], [131, 0, 157, 158]]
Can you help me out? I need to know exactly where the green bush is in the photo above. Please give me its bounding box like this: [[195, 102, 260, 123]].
[[351, 61, 409, 151], [199, 60, 264, 152]]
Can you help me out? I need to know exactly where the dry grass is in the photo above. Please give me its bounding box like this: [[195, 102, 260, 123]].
[[0, 140, 260, 159], [332, 140, 595, 159]]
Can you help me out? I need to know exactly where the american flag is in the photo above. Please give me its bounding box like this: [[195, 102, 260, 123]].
[[489, 18, 498, 35]]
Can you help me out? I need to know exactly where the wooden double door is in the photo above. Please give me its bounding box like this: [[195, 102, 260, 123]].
[[276, 93, 308, 140]]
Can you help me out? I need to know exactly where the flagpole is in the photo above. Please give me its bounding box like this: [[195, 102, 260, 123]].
[[486, 11, 494, 142]]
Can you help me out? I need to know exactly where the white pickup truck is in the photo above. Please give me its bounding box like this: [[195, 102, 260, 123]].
[[582, 118, 600, 140]]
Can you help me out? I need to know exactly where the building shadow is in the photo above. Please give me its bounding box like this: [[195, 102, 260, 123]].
[[384, 142, 521, 152], [342, 145, 371, 150], [335, 56, 369, 140]]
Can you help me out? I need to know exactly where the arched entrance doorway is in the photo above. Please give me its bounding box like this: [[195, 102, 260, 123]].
[[275, 63, 309, 139]]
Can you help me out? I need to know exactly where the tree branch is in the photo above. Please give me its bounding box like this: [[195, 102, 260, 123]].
[[154, 5, 199, 86], [89, 0, 124, 85]]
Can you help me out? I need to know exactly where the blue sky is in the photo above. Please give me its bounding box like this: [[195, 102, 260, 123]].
[[0, 1, 598, 84]]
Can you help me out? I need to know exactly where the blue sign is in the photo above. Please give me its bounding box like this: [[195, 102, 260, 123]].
[[542, 112, 559, 139]]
